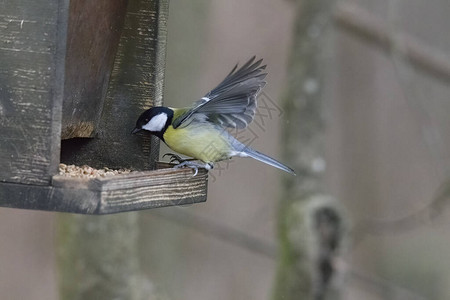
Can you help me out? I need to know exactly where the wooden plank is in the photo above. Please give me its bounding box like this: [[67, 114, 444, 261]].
[[96, 166, 207, 213], [0, 0, 69, 185], [0, 0, 59, 23], [1, 167, 207, 214], [0, 182, 100, 214], [99, 184, 206, 213], [92, 168, 202, 190], [51, 166, 206, 191], [61, 0, 128, 139], [60, 0, 169, 171], [0, 52, 52, 92], [0, 16, 56, 53], [99, 170, 207, 213], [51, 175, 92, 190]]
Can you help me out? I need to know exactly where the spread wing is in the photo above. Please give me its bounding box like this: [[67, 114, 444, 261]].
[[172, 56, 267, 129]]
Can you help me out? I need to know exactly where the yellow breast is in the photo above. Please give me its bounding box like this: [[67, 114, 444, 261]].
[[163, 124, 232, 163]]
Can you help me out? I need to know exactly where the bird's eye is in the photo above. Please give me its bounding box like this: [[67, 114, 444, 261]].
[[144, 118, 149, 122]]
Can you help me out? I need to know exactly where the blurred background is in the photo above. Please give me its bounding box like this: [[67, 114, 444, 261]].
[[1, 0, 450, 299]]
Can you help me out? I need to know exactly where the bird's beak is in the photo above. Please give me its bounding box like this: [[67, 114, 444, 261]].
[[131, 127, 142, 134]]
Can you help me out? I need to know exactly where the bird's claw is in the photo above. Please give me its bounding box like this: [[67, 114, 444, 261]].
[[163, 153, 182, 164], [163, 153, 197, 164], [173, 161, 213, 177]]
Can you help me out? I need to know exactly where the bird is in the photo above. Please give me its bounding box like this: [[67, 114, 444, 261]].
[[132, 56, 295, 176]]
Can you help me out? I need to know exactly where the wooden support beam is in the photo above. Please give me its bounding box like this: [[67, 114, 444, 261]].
[[0, 0, 68, 185]]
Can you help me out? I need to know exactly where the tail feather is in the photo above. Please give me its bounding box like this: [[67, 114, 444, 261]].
[[241, 147, 296, 175]]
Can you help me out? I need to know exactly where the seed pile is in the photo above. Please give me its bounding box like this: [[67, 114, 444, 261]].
[[58, 163, 132, 178]]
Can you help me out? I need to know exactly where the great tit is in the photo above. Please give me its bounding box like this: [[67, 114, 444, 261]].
[[132, 57, 295, 175]]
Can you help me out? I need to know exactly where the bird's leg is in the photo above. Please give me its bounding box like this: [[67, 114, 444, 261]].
[[173, 161, 213, 177], [162, 153, 195, 164]]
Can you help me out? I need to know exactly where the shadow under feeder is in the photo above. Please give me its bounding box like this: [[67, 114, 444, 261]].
[[0, 0, 207, 214]]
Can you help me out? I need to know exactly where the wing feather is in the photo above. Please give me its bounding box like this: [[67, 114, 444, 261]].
[[172, 56, 267, 129]]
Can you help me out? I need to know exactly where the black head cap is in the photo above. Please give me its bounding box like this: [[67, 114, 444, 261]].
[[132, 107, 173, 141]]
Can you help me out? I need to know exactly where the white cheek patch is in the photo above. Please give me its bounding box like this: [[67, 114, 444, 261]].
[[143, 113, 168, 132]]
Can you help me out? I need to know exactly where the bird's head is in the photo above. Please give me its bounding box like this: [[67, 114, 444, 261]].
[[132, 107, 174, 140]]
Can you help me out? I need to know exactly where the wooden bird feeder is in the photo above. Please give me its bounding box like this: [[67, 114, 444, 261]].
[[0, 0, 208, 214]]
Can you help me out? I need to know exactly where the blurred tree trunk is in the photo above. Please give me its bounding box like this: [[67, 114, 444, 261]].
[[273, 0, 348, 299], [57, 213, 166, 300]]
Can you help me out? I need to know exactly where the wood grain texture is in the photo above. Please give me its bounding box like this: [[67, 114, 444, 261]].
[[0, 0, 68, 185], [60, 0, 169, 171], [52, 166, 207, 214], [0, 165, 207, 214], [96, 166, 207, 213], [61, 0, 128, 139], [0, 182, 100, 214]]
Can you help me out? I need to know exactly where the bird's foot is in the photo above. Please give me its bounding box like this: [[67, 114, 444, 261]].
[[173, 161, 213, 177], [163, 153, 195, 164]]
